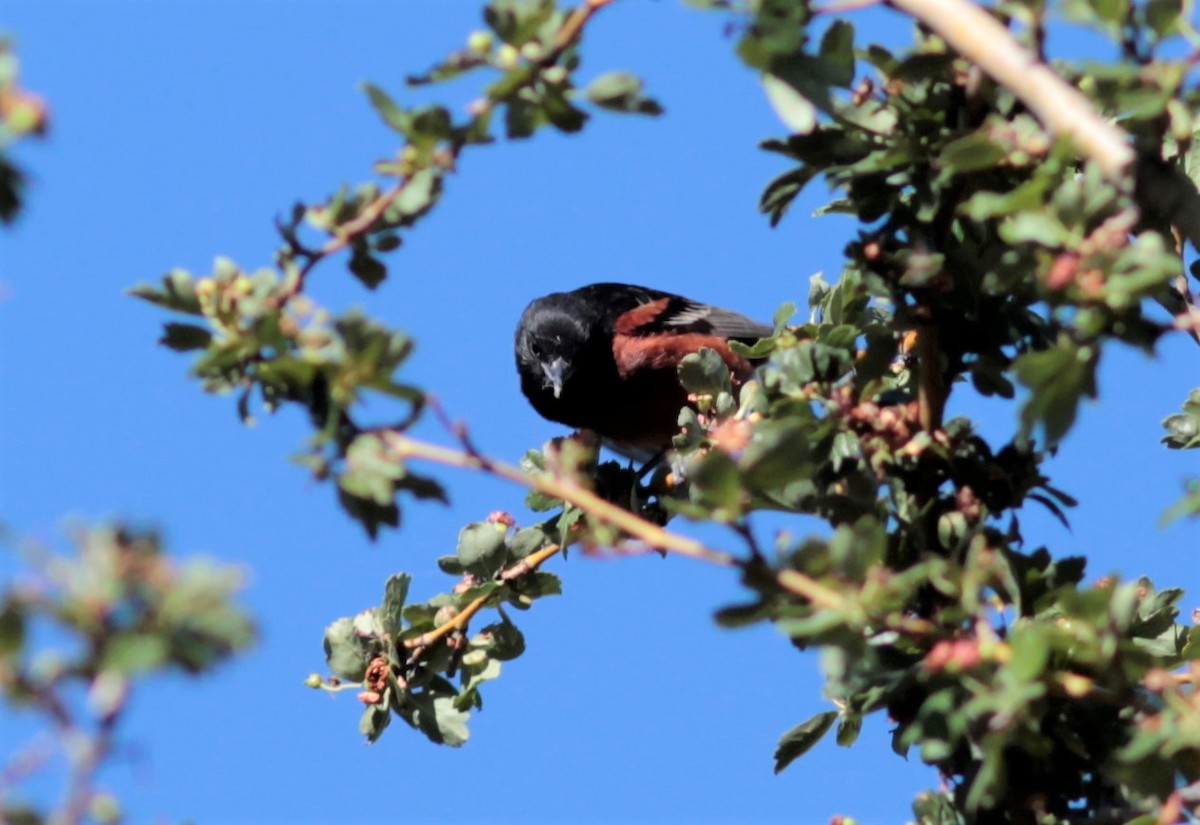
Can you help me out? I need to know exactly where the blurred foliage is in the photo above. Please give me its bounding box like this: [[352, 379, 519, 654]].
[[2, 40, 255, 825], [133, 0, 1200, 822], [0, 525, 255, 824], [0, 36, 48, 223]]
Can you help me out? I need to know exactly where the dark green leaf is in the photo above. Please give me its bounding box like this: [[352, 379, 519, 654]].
[[688, 450, 744, 514], [760, 167, 817, 226], [479, 620, 525, 660], [360, 701, 391, 742], [773, 710, 837, 773], [160, 323, 212, 352], [817, 21, 855, 88], [0, 605, 24, 659], [678, 348, 732, 396], [456, 522, 507, 578], [1015, 342, 1098, 447], [381, 573, 411, 635], [505, 96, 538, 138], [324, 617, 368, 681]]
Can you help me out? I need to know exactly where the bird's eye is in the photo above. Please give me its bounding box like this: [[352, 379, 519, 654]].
[[528, 338, 543, 358]]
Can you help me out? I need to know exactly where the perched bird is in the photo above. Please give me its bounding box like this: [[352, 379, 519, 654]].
[[515, 282, 773, 458]]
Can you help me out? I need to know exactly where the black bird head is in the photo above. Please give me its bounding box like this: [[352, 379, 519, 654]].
[[514, 291, 598, 401]]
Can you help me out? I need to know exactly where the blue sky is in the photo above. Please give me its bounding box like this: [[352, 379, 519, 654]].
[[1, 2, 1197, 823]]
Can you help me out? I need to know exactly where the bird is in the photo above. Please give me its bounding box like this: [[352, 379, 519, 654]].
[[514, 282, 774, 459]]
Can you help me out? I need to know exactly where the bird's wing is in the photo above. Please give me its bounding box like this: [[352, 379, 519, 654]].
[[660, 300, 775, 341], [579, 282, 774, 342]]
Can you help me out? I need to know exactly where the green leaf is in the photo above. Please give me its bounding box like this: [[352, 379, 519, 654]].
[[524, 489, 561, 512], [1144, 0, 1182, 37], [999, 213, 1071, 247], [160, 322, 212, 352], [437, 555, 464, 575], [392, 168, 442, 224], [936, 131, 1007, 176], [432, 695, 471, 746], [527, 571, 562, 597], [678, 348, 732, 396], [774, 299, 797, 331], [762, 72, 817, 134], [540, 85, 588, 133], [741, 420, 813, 488], [478, 620, 525, 660], [381, 573, 411, 636], [407, 105, 453, 147], [396, 473, 448, 504], [359, 701, 391, 743], [688, 450, 744, 514], [773, 710, 837, 773], [760, 167, 817, 226], [835, 713, 861, 747], [713, 600, 773, 628], [323, 616, 369, 681], [456, 522, 507, 578], [509, 524, 554, 558], [128, 269, 202, 315], [584, 71, 663, 115], [409, 693, 471, 746], [100, 633, 169, 674], [1162, 389, 1200, 449], [0, 605, 24, 660], [505, 96, 538, 138], [961, 178, 1051, 221], [1008, 623, 1053, 682], [1181, 626, 1200, 660], [348, 246, 387, 290], [1160, 478, 1200, 526], [1015, 342, 1098, 447], [362, 82, 410, 134], [817, 21, 855, 88]]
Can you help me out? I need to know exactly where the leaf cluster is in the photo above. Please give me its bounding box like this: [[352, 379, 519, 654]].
[[0, 36, 48, 223], [0, 525, 255, 824], [317, 515, 561, 746]]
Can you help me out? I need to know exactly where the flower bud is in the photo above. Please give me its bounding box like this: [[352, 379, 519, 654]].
[[495, 44, 520, 70], [466, 30, 494, 53]]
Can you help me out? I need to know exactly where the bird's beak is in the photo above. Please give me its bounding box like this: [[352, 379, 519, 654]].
[[542, 357, 568, 398]]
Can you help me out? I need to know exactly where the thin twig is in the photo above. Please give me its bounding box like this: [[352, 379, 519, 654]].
[[278, 181, 408, 302], [60, 710, 119, 825], [548, 0, 618, 61]]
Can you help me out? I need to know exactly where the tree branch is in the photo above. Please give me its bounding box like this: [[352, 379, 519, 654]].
[[381, 431, 736, 566], [403, 542, 563, 652], [915, 325, 947, 431]]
